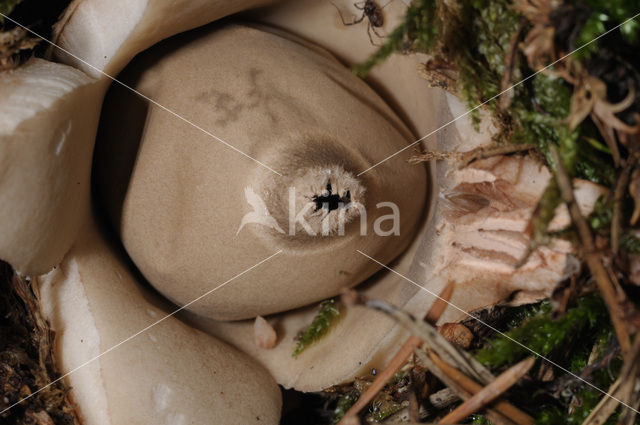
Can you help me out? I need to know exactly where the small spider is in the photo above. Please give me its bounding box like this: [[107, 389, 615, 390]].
[[331, 0, 388, 46]]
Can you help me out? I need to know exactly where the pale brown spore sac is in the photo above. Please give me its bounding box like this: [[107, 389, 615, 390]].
[[94, 23, 427, 321]]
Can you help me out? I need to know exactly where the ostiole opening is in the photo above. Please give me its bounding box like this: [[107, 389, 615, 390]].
[[247, 165, 366, 239], [312, 181, 351, 214], [290, 166, 366, 236]]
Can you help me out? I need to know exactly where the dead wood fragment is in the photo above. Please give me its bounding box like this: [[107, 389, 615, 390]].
[[439, 323, 473, 349], [429, 387, 459, 409], [550, 145, 631, 356], [408, 150, 462, 164], [408, 143, 537, 168]]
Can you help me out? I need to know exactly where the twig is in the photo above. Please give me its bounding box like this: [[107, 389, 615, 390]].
[[351, 295, 495, 384], [349, 294, 534, 425], [549, 145, 631, 356], [458, 143, 537, 168], [617, 336, 640, 425], [591, 113, 622, 167], [338, 283, 455, 423], [612, 151, 638, 254], [550, 340, 620, 394], [408, 150, 462, 164], [408, 389, 420, 423], [429, 387, 459, 409], [582, 337, 640, 425], [415, 350, 534, 425], [581, 377, 623, 425], [500, 18, 527, 110], [408, 143, 536, 167], [439, 357, 536, 424]]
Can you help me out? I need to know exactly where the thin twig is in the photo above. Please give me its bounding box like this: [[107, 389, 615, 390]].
[[415, 350, 534, 425], [612, 151, 639, 254], [427, 352, 535, 425], [408, 150, 462, 164], [549, 145, 631, 356], [617, 336, 640, 425], [582, 337, 640, 425], [429, 387, 459, 409], [349, 294, 533, 425], [408, 143, 536, 167], [351, 295, 495, 384], [458, 143, 537, 168], [439, 357, 536, 424], [500, 18, 527, 110], [338, 283, 455, 423]]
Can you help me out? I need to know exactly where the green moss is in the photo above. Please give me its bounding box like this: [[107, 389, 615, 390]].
[[292, 299, 340, 357], [621, 233, 640, 253], [471, 414, 493, 424], [588, 196, 614, 231], [355, 0, 627, 184], [576, 0, 640, 55], [475, 294, 609, 368], [535, 388, 620, 425], [331, 392, 358, 425]]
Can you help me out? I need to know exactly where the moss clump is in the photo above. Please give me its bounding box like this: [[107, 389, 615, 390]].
[[588, 195, 614, 231], [475, 294, 609, 368], [293, 299, 340, 357]]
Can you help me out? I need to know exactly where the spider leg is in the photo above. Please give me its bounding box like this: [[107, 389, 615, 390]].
[[366, 22, 384, 47], [371, 24, 386, 39], [381, 0, 394, 9], [349, 13, 366, 25], [354, 1, 366, 9], [330, 0, 365, 25]]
